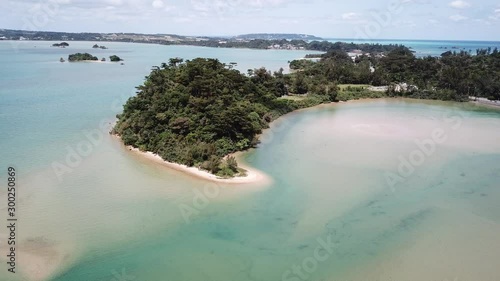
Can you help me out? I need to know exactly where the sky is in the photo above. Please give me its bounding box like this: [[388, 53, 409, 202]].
[[1, 0, 500, 40]]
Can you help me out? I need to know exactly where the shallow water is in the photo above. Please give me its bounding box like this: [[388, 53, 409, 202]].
[[1, 41, 500, 281]]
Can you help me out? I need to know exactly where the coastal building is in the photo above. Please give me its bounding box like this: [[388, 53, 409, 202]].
[[347, 49, 370, 61]]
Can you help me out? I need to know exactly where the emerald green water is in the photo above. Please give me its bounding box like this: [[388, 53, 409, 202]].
[[1, 42, 500, 281]]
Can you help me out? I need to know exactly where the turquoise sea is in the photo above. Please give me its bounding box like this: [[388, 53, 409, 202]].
[[1, 40, 500, 281]]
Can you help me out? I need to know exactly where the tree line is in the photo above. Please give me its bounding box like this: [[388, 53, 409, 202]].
[[291, 47, 500, 101], [113, 58, 336, 177], [115, 48, 499, 176]]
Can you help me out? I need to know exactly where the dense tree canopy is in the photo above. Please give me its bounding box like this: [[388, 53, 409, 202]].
[[68, 53, 98, 62], [291, 47, 500, 101], [109, 55, 123, 62], [114, 58, 335, 176], [52, 42, 69, 47], [115, 48, 499, 177]]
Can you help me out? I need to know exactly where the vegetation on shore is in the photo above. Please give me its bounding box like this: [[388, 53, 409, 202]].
[[235, 33, 322, 40], [113, 58, 336, 177], [164, 39, 406, 53], [115, 46, 500, 177], [68, 53, 98, 62], [1, 28, 409, 53], [291, 47, 500, 101]]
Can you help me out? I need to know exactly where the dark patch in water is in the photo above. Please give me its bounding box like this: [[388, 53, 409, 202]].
[[396, 209, 433, 232], [460, 172, 466, 177], [353, 209, 434, 259], [325, 220, 353, 242], [275, 217, 284, 221], [481, 193, 488, 197], [210, 225, 236, 241], [298, 244, 309, 250], [366, 250, 376, 256]]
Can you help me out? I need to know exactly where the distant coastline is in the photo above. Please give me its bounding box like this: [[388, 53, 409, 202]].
[[0, 28, 414, 54]]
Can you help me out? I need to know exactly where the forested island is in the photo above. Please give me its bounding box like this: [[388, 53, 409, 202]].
[[67, 53, 122, 62], [92, 44, 108, 49], [114, 46, 500, 177], [109, 55, 123, 62], [68, 53, 98, 62], [52, 42, 69, 47], [113, 58, 304, 177]]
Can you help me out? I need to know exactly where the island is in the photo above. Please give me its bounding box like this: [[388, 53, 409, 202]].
[[52, 42, 69, 47], [92, 44, 108, 49], [113, 58, 308, 178], [113, 46, 500, 179], [109, 55, 123, 62], [68, 53, 98, 62]]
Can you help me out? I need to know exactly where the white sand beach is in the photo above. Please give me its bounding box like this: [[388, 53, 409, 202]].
[[116, 137, 271, 185]]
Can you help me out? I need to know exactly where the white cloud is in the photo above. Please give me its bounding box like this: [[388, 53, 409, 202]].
[[246, 0, 287, 8], [105, 0, 123, 6], [189, 0, 289, 16], [164, 5, 175, 12], [449, 0, 470, 9], [449, 14, 468, 21], [3, 0, 499, 39], [489, 7, 500, 21], [341, 12, 360, 20], [152, 0, 164, 8]]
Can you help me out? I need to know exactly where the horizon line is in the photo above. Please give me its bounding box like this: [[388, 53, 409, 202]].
[[2, 28, 500, 43]]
